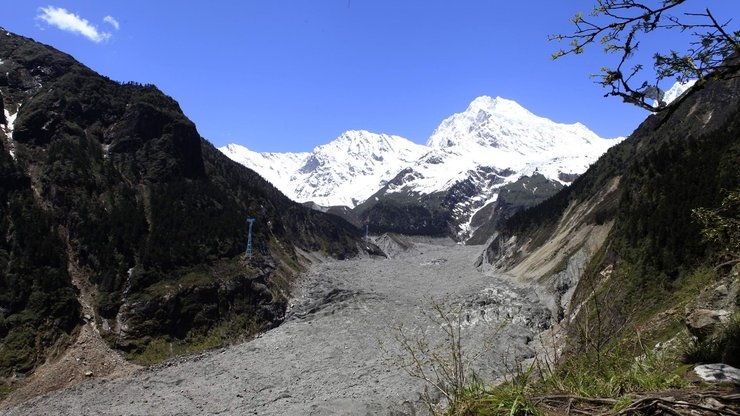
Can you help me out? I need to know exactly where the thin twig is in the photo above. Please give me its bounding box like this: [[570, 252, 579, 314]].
[[656, 402, 686, 416]]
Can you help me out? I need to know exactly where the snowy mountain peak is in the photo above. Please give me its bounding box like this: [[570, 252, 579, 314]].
[[220, 95, 622, 225], [314, 130, 423, 162], [220, 130, 428, 208], [426, 95, 603, 154], [663, 80, 697, 106], [467, 95, 532, 118]]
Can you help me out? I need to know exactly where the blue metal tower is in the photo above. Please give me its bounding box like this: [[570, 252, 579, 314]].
[[246, 218, 255, 257]]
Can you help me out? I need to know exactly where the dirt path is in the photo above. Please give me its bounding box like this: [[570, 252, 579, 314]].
[[2, 240, 552, 415]]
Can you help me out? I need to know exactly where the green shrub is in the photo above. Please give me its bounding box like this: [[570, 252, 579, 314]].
[[683, 312, 740, 367]]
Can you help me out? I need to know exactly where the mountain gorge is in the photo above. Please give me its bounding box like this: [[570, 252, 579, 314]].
[[0, 28, 363, 383], [2, 22, 739, 414], [221, 96, 622, 241]]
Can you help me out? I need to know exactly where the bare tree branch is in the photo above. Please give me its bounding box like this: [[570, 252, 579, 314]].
[[550, 1, 740, 112]]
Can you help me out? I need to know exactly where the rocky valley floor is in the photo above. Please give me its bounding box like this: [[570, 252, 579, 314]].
[[1, 239, 553, 415]]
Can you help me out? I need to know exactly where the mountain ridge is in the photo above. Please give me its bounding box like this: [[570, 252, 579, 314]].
[[221, 95, 623, 240], [221, 130, 428, 208]]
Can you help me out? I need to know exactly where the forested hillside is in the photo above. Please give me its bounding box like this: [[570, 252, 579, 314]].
[[0, 28, 361, 380], [482, 57, 740, 361]]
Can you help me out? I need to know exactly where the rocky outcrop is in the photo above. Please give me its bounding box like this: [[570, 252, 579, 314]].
[[683, 265, 739, 365], [114, 264, 286, 354], [685, 308, 732, 339], [694, 363, 740, 385]]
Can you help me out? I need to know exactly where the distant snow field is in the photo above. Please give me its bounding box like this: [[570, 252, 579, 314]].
[[220, 96, 622, 214]]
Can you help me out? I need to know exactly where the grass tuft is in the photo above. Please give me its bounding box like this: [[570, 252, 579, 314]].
[[683, 311, 740, 367]]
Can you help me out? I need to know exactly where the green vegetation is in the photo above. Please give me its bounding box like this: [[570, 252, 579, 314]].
[[361, 198, 451, 236], [540, 334, 686, 399], [132, 313, 260, 366], [683, 311, 740, 367], [451, 364, 540, 416], [0, 30, 362, 378], [0, 191, 79, 377], [692, 191, 740, 268]]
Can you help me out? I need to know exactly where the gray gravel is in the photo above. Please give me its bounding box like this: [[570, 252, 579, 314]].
[[3, 239, 553, 415]]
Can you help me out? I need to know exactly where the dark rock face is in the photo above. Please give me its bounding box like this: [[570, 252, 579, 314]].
[[356, 166, 563, 242], [118, 263, 286, 353], [0, 28, 361, 374], [467, 173, 564, 244]]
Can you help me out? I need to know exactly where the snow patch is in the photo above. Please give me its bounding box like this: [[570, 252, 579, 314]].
[[459, 192, 499, 239], [654, 80, 697, 108], [1, 104, 20, 161]]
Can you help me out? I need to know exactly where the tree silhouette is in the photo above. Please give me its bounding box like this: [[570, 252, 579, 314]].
[[550, 0, 740, 111]]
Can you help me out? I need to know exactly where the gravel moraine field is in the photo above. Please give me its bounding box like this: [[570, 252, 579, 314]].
[[3, 238, 553, 415]]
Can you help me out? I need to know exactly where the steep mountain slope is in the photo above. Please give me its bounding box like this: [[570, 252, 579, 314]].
[[478, 58, 740, 358], [221, 130, 428, 207], [223, 96, 622, 241], [0, 28, 362, 384]]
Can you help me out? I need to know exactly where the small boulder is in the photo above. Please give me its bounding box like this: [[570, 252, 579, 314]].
[[694, 363, 740, 385], [685, 308, 730, 339]]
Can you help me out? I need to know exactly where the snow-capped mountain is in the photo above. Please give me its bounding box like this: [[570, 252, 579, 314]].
[[410, 96, 616, 193], [655, 79, 697, 107], [220, 130, 427, 207], [220, 96, 623, 241], [362, 96, 621, 239]]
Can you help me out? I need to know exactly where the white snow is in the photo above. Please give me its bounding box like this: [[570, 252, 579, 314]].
[[220, 130, 428, 207], [1, 104, 20, 161], [398, 95, 621, 197], [654, 80, 697, 108], [220, 142, 310, 195], [220, 96, 623, 239]]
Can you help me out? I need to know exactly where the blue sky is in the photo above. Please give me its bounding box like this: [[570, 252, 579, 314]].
[[3, 1, 739, 152]]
